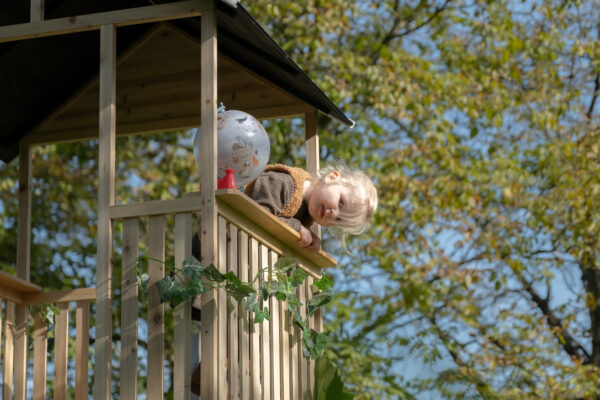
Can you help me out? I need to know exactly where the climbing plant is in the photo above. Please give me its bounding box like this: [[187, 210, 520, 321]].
[[137, 256, 332, 360]]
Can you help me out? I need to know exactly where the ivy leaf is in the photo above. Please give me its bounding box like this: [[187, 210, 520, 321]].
[[302, 328, 330, 360], [314, 355, 354, 400], [313, 273, 333, 291], [246, 292, 259, 313], [200, 264, 225, 283], [275, 291, 287, 301], [224, 271, 242, 285], [168, 285, 190, 307], [185, 278, 206, 298], [273, 257, 297, 273], [155, 276, 175, 304], [259, 281, 273, 301], [290, 268, 308, 288], [226, 280, 255, 303], [181, 256, 205, 279], [307, 291, 333, 316]]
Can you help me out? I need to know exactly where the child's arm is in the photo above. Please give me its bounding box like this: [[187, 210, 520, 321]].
[[298, 226, 320, 252]]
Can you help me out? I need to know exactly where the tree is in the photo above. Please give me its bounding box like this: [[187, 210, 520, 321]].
[[244, 0, 600, 398]]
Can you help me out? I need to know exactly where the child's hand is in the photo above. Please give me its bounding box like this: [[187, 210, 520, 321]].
[[298, 226, 321, 252]]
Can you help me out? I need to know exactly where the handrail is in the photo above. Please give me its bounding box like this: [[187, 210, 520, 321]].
[[216, 189, 337, 270], [24, 288, 96, 305], [110, 192, 202, 220], [0, 270, 42, 293]]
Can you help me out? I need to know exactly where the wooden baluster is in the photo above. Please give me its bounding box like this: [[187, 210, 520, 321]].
[[228, 223, 240, 400], [2, 300, 13, 400], [148, 215, 166, 400], [259, 244, 271, 400], [218, 217, 228, 398], [33, 313, 48, 400], [75, 301, 90, 400], [121, 218, 139, 399], [55, 302, 69, 400], [269, 251, 281, 400], [298, 278, 308, 400], [174, 213, 191, 400], [249, 238, 261, 400], [238, 231, 251, 400], [306, 276, 315, 399]]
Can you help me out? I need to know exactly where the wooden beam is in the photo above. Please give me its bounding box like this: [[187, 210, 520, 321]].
[[216, 189, 335, 270], [200, 1, 219, 399], [0, 270, 41, 294], [17, 143, 32, 282], [94, 23, 116, 400], [110, 193, 202, 220], [0, 0, 206, 43], [30, 0, 44, 22], [305, 110, 321, 241], [0, 285, 25, 304], [23, 102, 311, 146], [15, 142, 32, 400], [24, 288, 96, 305]]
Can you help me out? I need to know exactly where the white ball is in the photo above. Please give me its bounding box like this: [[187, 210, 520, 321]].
[[192, 110, 270, 186]]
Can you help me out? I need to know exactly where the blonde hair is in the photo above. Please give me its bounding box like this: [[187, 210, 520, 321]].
[[312, 162, 378, 247]]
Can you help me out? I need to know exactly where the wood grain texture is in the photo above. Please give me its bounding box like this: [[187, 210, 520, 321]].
[[120, 219, 139, 400], [54, 302, 69, 400], [147, 215, 166, 400], [0, 1, 206, 43], [33, 314, 48, 400], [75, 301, 90, 400], [94, 23, 116, 400], [174, 213, 192, 400]]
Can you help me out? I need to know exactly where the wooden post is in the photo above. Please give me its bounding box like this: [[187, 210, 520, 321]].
[[200, 1, 219, 399], [14, 143, 32, 400], [30, 0, 44, 22], [305, 110, 320, 240], [94, 23, 116, 400]]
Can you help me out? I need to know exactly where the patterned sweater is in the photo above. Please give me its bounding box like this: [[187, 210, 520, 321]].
[[243, 164, 314, 232]]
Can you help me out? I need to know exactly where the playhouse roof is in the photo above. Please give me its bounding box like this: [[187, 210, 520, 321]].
[[0, 0, 353, 163]]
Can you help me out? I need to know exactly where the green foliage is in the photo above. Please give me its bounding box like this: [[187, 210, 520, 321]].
[[137, 255, 334, 361], [314, 355, 354, 400]]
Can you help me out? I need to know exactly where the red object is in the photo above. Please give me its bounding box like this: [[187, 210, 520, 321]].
[[217, 169, 237, 189]]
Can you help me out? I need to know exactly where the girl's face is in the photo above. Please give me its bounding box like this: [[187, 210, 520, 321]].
[[305, 174, 363, 226]]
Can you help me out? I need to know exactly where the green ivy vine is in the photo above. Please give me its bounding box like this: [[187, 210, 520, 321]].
[[137, 255, 334, 360]]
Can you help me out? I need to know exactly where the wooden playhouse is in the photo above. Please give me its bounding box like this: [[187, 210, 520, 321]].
[[0, 1, 353, 399]]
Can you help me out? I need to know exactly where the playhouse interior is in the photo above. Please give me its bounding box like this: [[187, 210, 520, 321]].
[[0, 1, 351, 399]]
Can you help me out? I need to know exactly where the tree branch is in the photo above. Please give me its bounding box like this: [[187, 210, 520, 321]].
[[586, 72, 600, 120], [521, 281, 591, 363]]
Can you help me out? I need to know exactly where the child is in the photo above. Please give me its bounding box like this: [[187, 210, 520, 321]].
[[192, 162, 377, 258], [244, 163, 377, 251]]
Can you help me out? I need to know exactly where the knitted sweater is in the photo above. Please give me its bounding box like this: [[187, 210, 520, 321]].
[[244, 164, 314, 232]]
